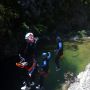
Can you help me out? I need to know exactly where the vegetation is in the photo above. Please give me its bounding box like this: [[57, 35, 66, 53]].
[[0, 0, 90, 57]]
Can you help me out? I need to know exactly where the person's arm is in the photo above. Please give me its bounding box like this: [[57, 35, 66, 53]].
[[28, 59, 37, 77], [54, 42, 62, 55], [47, 52, 51, 60], [34, 37, 39, 43], [28, 59, 37, 71], [40, 61, 47, 68], [28, 67, 35, 77], [58, 42, 62, 50]]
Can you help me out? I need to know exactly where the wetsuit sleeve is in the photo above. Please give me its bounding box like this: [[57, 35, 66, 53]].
[[40, 61, 47, 68], [28, 67, 35, 77], [28, 59, 37, 71], [47, 52, 51, 60], [58, 42, 62, 50]]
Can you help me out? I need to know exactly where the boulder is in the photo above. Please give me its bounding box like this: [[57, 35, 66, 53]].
[[68, 64, 90, 90]]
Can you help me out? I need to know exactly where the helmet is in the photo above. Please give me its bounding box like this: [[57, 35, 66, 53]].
[[56, 36, 61, 41], [42, 52, 47, 57], [25, 32, 34, 43], [22, 62, 28, 66]]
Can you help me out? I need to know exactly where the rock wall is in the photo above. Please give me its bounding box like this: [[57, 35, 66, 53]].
[[68, 64, 90, 90]]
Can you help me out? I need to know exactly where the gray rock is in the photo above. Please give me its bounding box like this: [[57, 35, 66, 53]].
[[68, 64, 90, 90]]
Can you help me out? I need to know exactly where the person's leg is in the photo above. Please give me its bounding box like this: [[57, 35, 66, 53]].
[[55, 54, 60, 68], [55, 52, 61, 71], [35, 75, 44, 89], [25, 74, 32, 87], [55, 60, 60, 68], [39, 75, 44, 87]]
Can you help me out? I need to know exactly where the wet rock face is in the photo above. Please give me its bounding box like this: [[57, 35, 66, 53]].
[[68, 64, 90, 90]]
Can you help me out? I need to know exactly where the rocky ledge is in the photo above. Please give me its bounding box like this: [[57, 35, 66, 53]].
[[68, 63, 90, 90]]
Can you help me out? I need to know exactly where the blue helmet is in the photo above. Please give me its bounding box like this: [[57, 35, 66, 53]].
[[56, 36, 61, 41], [42, 52, 47, 57]]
